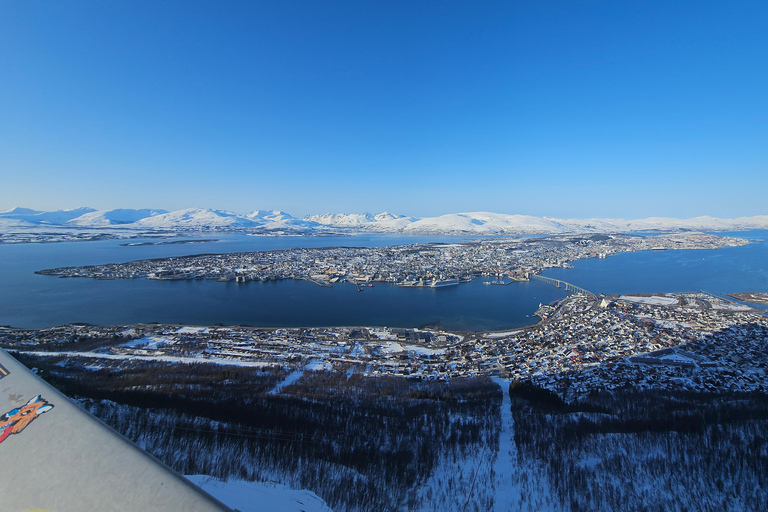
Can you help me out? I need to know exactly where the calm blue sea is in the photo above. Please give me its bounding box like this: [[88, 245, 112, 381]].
[[0, 231, 766, 331], [542, 230, 768, 297]]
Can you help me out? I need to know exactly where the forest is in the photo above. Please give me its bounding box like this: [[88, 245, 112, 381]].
[[11, 350, 768, 511]]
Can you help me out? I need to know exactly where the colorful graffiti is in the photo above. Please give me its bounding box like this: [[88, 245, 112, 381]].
[[0, 395, 54, 444]]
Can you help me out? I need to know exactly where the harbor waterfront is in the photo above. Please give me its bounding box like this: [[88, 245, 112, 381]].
[[1, 231, 767, 330]]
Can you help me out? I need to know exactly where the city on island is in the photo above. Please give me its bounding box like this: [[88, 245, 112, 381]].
[[36, 232, 746, 287]]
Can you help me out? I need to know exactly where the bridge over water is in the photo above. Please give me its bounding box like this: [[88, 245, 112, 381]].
[[531, 274, 595, 297]]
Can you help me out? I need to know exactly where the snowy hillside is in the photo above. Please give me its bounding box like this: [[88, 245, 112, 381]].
[[558, 215, 768, 233], [67, 209, 168, 227], [0, 207, 44, 216], [132, 208, 258, 229], [305, 212, 415, 230], [0, 207, 97, 225], [245, 209, 295, 222], [2, 206, 767, 235], [403, 212, 568, 235], [247, 210, 322, 231]]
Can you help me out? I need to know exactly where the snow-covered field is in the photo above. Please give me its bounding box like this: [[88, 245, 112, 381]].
[[486, 329, 523, 338], [120, 335, 174, 349], [619, 295, 678, 306], [27, 350, 275, 368]]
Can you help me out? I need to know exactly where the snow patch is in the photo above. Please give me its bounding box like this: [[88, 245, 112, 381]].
[[185, 475, 333, 512], [486, 330, 522, 338], [120, 335, 174, 349], [402, 344, 445, 356], [380, 342, 404, 354], [619, 295, 678, 306], [370, 328, 397, 340], [176, 326, 210, 334]]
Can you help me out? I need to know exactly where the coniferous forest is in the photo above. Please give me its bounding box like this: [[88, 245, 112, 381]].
[[12, 351, 768, 511]]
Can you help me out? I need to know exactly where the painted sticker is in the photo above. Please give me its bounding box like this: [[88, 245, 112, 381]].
[[0, 363, 9, 379], [0, 395, 54, 444]]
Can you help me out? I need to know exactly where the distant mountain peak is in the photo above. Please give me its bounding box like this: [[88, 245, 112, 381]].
[[66, 208, 168, 227], [0, 207, 44, 215]]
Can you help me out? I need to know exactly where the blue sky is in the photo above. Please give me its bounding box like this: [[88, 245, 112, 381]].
[[1, 1, 766, 219]]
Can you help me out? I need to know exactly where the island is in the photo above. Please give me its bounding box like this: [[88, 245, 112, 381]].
[[35, 232, 747, 287]]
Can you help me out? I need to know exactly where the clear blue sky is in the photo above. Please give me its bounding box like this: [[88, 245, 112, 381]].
[[1, 1, 766, 219]]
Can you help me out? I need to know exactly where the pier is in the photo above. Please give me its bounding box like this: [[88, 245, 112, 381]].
[[531, 274, 595, 297]]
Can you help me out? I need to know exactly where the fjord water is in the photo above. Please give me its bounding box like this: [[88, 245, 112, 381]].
[[543, 230, 768, 297], [0, 231, 766, 331]]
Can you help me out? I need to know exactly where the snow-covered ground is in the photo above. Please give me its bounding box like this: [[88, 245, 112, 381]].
[[619, 295, 678, 306], [268, 359, 332, 394], [401, 344, 445, 356], [409, 378, 565, 512], [710, 303, 752, 311], [379, 341, 404, 354], [486, 329, 523, 338], [26, 350, 275, 368], [120, 335, 174, 349], [490, 377, 563, 512], [186, 475, 333, 512], [490, 377, 521, 512], [176, 326, 210, 334], [268, 366, 306, 394], [369, 328, 398, 340]]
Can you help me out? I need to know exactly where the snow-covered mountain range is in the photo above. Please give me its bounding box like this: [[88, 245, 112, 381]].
[[2, 207, 767, 235]]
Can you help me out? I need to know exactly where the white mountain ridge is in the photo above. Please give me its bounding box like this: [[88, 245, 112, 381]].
[[0, 207, 98, 225], [67, 208, 169, 227], [1, 207, 767, 234]]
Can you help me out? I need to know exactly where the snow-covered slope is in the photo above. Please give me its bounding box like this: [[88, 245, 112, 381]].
[[247, 210, 320, 230], [0, 207, 97, 224], [245, 210, 295, 222], [306, 212, 377, 227], [557, 215, 768, 233], [132, 208, 257, 229], [403, 212, 568, 235], [625, 215, 768, 232], [67, 209, 168, 227], [0, 207, 44, 216], [305, 212, 416, 231], [1, 206, 767, 234]]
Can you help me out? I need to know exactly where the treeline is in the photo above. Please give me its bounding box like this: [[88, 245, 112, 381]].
[[510, 380, 768, 511]]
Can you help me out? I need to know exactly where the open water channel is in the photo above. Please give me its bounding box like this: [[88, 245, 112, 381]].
[[1, 231, 766, 331]]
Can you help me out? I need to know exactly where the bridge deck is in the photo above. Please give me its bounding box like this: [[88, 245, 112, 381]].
[[531, 274, 595, 297]]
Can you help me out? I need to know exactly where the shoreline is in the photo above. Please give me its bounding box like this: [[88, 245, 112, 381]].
[[3, 290, 766, 397]]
